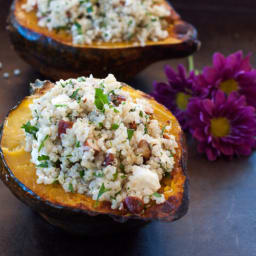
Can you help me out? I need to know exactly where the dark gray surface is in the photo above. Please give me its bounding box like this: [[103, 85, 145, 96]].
[[0, 1, 256, 256]]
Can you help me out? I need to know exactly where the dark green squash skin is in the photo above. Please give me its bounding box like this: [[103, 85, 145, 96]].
[[7, 0, 200, 81], [0, 102, 189, 236]]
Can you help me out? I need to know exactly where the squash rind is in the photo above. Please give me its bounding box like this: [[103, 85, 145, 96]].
[[7, 0, 200, 80]]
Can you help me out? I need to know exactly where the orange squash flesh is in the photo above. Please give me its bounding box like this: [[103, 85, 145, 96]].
[[0, 85, 188, 222]]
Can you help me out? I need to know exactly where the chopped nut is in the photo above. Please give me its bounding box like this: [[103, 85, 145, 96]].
[[138, 140, 151, 161]]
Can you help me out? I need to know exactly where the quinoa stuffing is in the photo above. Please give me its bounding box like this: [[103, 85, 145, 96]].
[[22, 0, 172, 46], [22, 74, 177, 210]]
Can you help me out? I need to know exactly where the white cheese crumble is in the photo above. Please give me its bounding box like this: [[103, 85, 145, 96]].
[[22, 74, 177, 210]]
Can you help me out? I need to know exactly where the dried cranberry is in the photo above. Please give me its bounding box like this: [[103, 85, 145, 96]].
[[123, 196, 144, 214], [58, 120, 73, 137], [102, 153, 114, 166]]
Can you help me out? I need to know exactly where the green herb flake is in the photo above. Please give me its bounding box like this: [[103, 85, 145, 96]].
[[79, 170, 85, 178], [54, 104, 67, 108], [94, 88, 109, 112], [69, 183, 74, 193], [161, 125, 166, 136], [96, 183, 111, 201], [75, 141, 80, 148], [98, 122, 103, 128], [94, 172, 104, 178], [152, 192, 161, 198], [38, 155, 50, 161], [37, 162, 48, 168], [77, 77, 86, 82], [74, 22, 82, 34], [38, 135, 49, 152], [70, 88, 81, 103], [121, 175, 127, 179], [114, 108, 119, 113], [113, 171, 118, 181], [21, 121, 38, 139], [111, 123, 119, 130], [139, 111, 143, 118], [119, 163, 125, 173], [87, 6, 93, 13], [127, 129, 134, 141]]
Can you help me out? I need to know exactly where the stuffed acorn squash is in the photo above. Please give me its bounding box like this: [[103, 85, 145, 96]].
[[8, 0, 200, 80], [0, 75, 188, 235]]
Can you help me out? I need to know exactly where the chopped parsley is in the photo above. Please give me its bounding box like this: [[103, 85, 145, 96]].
[[161, 125, 166, 136], [37, 162, 48, 168], [77, 76, 86, 82], [21, 121, 38, 139], [96, 183, 111, 202], [139, 110, 143, 118], [54, 104, 67, 108], [94, 171, 104, 178], [94, 88, 109, 112], [119, 163, 125, 172], [74, 22, 82, 35], [87, 6, 93, 13], [113, 171, 118, 181], [69, 183, 74, 193], [79, 170, 85, 178], [38, 135, 49, 152], [111, 123, 119, 130], [70, 88, 81, 103], [38, 155, 50, 161], [152, 192, 161, 198], [75, 141, 80, 148], [127, 129, 134, 140], [114, 108, 119, 113]]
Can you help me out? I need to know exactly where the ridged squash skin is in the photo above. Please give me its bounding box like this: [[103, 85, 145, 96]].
[[0, 83, 188, 235], [7, 0, 200, 81]]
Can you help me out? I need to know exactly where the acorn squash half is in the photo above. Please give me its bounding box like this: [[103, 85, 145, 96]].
[[7, 0, 200, 80], [0, 82, 188, 235]]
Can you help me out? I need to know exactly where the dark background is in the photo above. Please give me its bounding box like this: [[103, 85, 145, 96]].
[[0, 1, 256, 256]]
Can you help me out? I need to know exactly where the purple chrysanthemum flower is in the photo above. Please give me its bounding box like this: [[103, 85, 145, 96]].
[[151, 64, 206, 130], [187, 90, 256, 161], [197, 51, 256, 108]]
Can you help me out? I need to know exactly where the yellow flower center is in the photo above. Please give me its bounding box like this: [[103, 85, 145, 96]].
[[176, 92, 191, 111], [219, 79, 239, 95], [210, 117, 230, 137]]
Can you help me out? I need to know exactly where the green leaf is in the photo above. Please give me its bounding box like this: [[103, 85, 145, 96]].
[[69, 183, 74, 193], [111, 123, 119, 130], [79, 170, 85, 178], [119, 163, 125, 172], [75, 141, 80, 148], [54, 104, 67, 108], [70, 89, 81, 103], [113, 171, 118, 181], [94, 88, 109, 112], [93, 171, 104, 177], [127, 129, 134, 140], [152, 192, 161, 198], [74, 22, 82, 35], [21, 121, 38, 139], [87, 6, 93, 13], [38, 135, 49, 152], [37, 161, 48, 168], [38, 155, 50, 161], [161, 125, 166, 136], [96, 183, 111, 201]]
